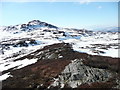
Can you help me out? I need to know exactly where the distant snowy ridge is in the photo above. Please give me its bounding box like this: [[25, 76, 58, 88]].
[[93, 26, 119, 32], [2, 20, 58, 32]]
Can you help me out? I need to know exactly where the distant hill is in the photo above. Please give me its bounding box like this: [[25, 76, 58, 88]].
[[93, 26, 119, 32]]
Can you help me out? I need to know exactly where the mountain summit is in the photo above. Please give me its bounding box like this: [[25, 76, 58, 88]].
[[3, 20, 58, 31], [27, 20, 58, 29]]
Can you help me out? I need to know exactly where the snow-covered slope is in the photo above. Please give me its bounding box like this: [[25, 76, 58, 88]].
[[0, 20, 119, 82]]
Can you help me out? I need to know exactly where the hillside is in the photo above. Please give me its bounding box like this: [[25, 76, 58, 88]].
[[0, 20, 119, 89]]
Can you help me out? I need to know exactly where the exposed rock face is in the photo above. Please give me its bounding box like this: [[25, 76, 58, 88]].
[[50, 59, 112, 88]]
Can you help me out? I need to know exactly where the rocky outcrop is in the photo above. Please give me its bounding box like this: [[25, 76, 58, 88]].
[[50, 59, 113, 88]]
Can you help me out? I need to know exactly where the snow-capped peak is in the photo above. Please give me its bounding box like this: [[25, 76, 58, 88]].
[[28, 20, 41, 25], [3, 20, 58, 32]]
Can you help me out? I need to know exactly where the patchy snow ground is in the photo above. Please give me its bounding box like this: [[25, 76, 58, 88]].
[[63, 33, 119, 58], [0, 25, 119, 81]]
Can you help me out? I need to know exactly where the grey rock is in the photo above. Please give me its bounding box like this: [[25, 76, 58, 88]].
[[51, 59, 112, 88]]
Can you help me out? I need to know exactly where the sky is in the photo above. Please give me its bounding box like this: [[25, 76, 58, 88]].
[[0, 2, 118, 29]]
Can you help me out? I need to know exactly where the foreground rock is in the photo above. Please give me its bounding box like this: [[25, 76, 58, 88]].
[[50, 59, 113, 88], [2, 43, 120, 89]]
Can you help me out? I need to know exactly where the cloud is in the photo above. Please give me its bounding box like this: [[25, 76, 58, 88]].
[[48, 0, 57, 2], [78, 0, 94, 4], [1, 0, 119, 2], [1, 0, 32, 2], [98, 6, 102, 9], [78, 0, 119, 4]]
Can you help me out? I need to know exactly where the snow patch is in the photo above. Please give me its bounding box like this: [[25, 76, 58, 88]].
[[0, 72, 12, 81]]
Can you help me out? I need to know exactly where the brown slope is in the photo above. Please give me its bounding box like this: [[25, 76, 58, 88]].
[[2, 43, 120, 89]]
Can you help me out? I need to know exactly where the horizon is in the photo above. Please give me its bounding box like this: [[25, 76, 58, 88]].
[[0, 2, 118, 29]]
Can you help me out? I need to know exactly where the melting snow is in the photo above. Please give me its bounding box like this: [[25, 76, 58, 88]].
[[0, 72, 12, 81], [0, 58, 38, 72], [0, 25, 119, 81]]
